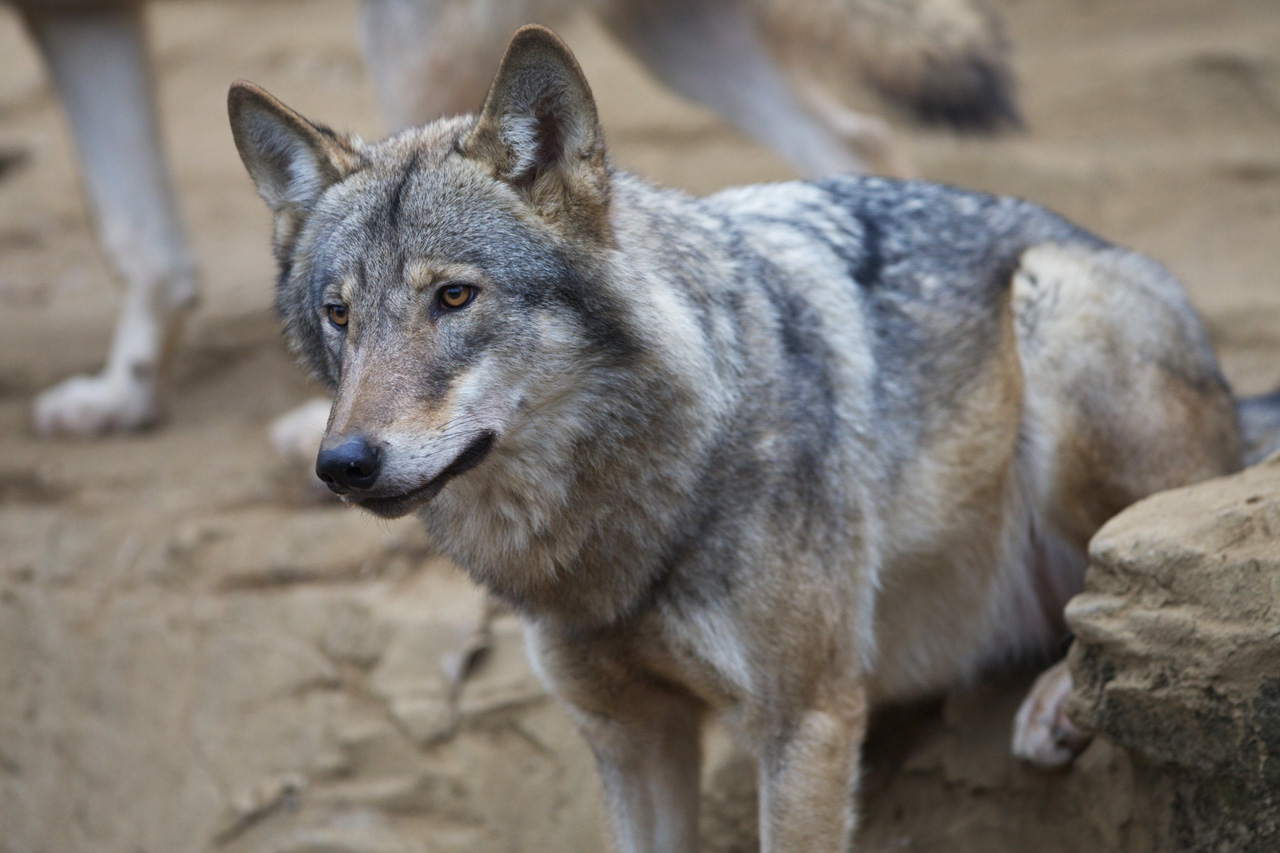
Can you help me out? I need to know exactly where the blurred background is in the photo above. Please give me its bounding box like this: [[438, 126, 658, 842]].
[[0, 0, 1277, 850]]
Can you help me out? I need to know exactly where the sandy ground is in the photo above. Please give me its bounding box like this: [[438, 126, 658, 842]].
[[0, 0, 1278, 851]]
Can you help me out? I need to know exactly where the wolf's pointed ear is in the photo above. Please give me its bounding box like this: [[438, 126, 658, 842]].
[[228, 81, 362, 214], [462, 26, 609, 227]]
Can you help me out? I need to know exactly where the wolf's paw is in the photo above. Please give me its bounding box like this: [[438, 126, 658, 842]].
[[33, 371, 160, 437], [269, 397, 331, 463], [269, 397, 334, 501], [1011, 658, 1093, 768]]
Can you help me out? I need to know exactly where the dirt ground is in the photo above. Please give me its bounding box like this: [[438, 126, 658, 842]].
[[1, 1, 1278, 851]]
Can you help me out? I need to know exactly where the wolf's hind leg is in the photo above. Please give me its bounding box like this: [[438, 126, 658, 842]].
[[1012, 658, 1092, 768], [1013, 243, 1241, 546], [23, 3, 197, 436]]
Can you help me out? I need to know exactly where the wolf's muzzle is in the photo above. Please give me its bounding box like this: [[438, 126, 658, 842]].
[[316, 435, 381, 493], [351, 430, 497, 519]]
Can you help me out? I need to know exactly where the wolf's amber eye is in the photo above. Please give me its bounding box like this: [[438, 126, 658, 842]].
[[438, 284, 476, 310], [326, 303, 349, 327]]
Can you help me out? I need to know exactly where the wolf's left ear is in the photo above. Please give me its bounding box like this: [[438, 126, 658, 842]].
[[463, 26, 609, 226], [228, 81, 362, 215]]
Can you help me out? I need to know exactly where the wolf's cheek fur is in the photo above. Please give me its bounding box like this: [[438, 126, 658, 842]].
[[275, 274, 337, 388], [286, 277, 341, 385]]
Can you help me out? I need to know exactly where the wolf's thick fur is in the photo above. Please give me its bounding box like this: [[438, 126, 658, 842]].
[[230, 26, 1244, 851]]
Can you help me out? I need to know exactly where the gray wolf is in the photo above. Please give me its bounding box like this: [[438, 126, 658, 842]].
[[12, 0, 1016, 436], [230, 25, 1252, 851]]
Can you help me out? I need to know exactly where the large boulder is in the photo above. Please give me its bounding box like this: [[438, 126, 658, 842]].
[[1067, 455, 1280, 852]]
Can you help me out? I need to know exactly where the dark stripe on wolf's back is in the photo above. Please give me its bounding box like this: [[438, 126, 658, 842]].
[[847, 214, 883, 288], [819, 176, 1105, 285], [732, 200, 885, 291]]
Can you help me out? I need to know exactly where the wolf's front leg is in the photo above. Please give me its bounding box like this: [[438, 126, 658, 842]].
[[527, 626, 704, 852], [580, 694, 704, 853], [758, 685, 869, 852]]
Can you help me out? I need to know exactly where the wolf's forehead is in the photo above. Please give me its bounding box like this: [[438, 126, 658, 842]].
[[305, 157, 551, 297], [318, 153, 520, 260]]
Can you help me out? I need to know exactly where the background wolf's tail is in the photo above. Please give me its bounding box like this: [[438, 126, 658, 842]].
[[1238, 389, 1280, 465], [751, 0, 1021, 132]]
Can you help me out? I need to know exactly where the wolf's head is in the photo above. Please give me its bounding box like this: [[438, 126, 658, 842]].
[[229, 26, 637, 519]]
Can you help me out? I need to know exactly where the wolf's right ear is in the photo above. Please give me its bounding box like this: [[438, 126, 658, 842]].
[[228, 82, 362, 215]]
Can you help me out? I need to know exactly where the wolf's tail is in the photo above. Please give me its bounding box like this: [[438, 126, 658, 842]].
[[751, 0, 1021, 132], [1238, 389, 1280, 465]]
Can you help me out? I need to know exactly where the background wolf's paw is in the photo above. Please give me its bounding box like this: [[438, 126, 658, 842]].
[[1011, 659, 1093, 768], [269, 397, 331, 464], [33, 371, 160, 437], [269, 397, 335, 502]]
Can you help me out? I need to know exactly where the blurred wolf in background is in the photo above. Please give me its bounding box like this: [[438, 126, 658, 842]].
[[362, 0, 1019, 178], [10, 0, 1017, 436], [229, 25, 1271, 851]]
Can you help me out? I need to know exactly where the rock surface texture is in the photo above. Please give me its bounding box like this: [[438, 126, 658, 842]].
[[1068, 455, 1280, 853]]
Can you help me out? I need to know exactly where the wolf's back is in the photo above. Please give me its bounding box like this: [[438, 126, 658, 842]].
[[752, 0, 1020, 131]]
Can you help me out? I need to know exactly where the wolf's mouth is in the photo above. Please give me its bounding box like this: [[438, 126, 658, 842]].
[[357, 431, 496, 519]]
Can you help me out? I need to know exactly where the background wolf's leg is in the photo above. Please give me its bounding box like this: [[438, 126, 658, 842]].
[[757, 687, 868, 852], [598, 0, 889, 178], [22, 3, 197, 435]]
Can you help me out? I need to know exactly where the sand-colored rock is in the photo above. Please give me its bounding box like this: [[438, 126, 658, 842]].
[[1069, 456, 1280, 852]]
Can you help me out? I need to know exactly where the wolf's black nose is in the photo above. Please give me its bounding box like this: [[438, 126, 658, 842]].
[[316, 436, 381, 491]]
